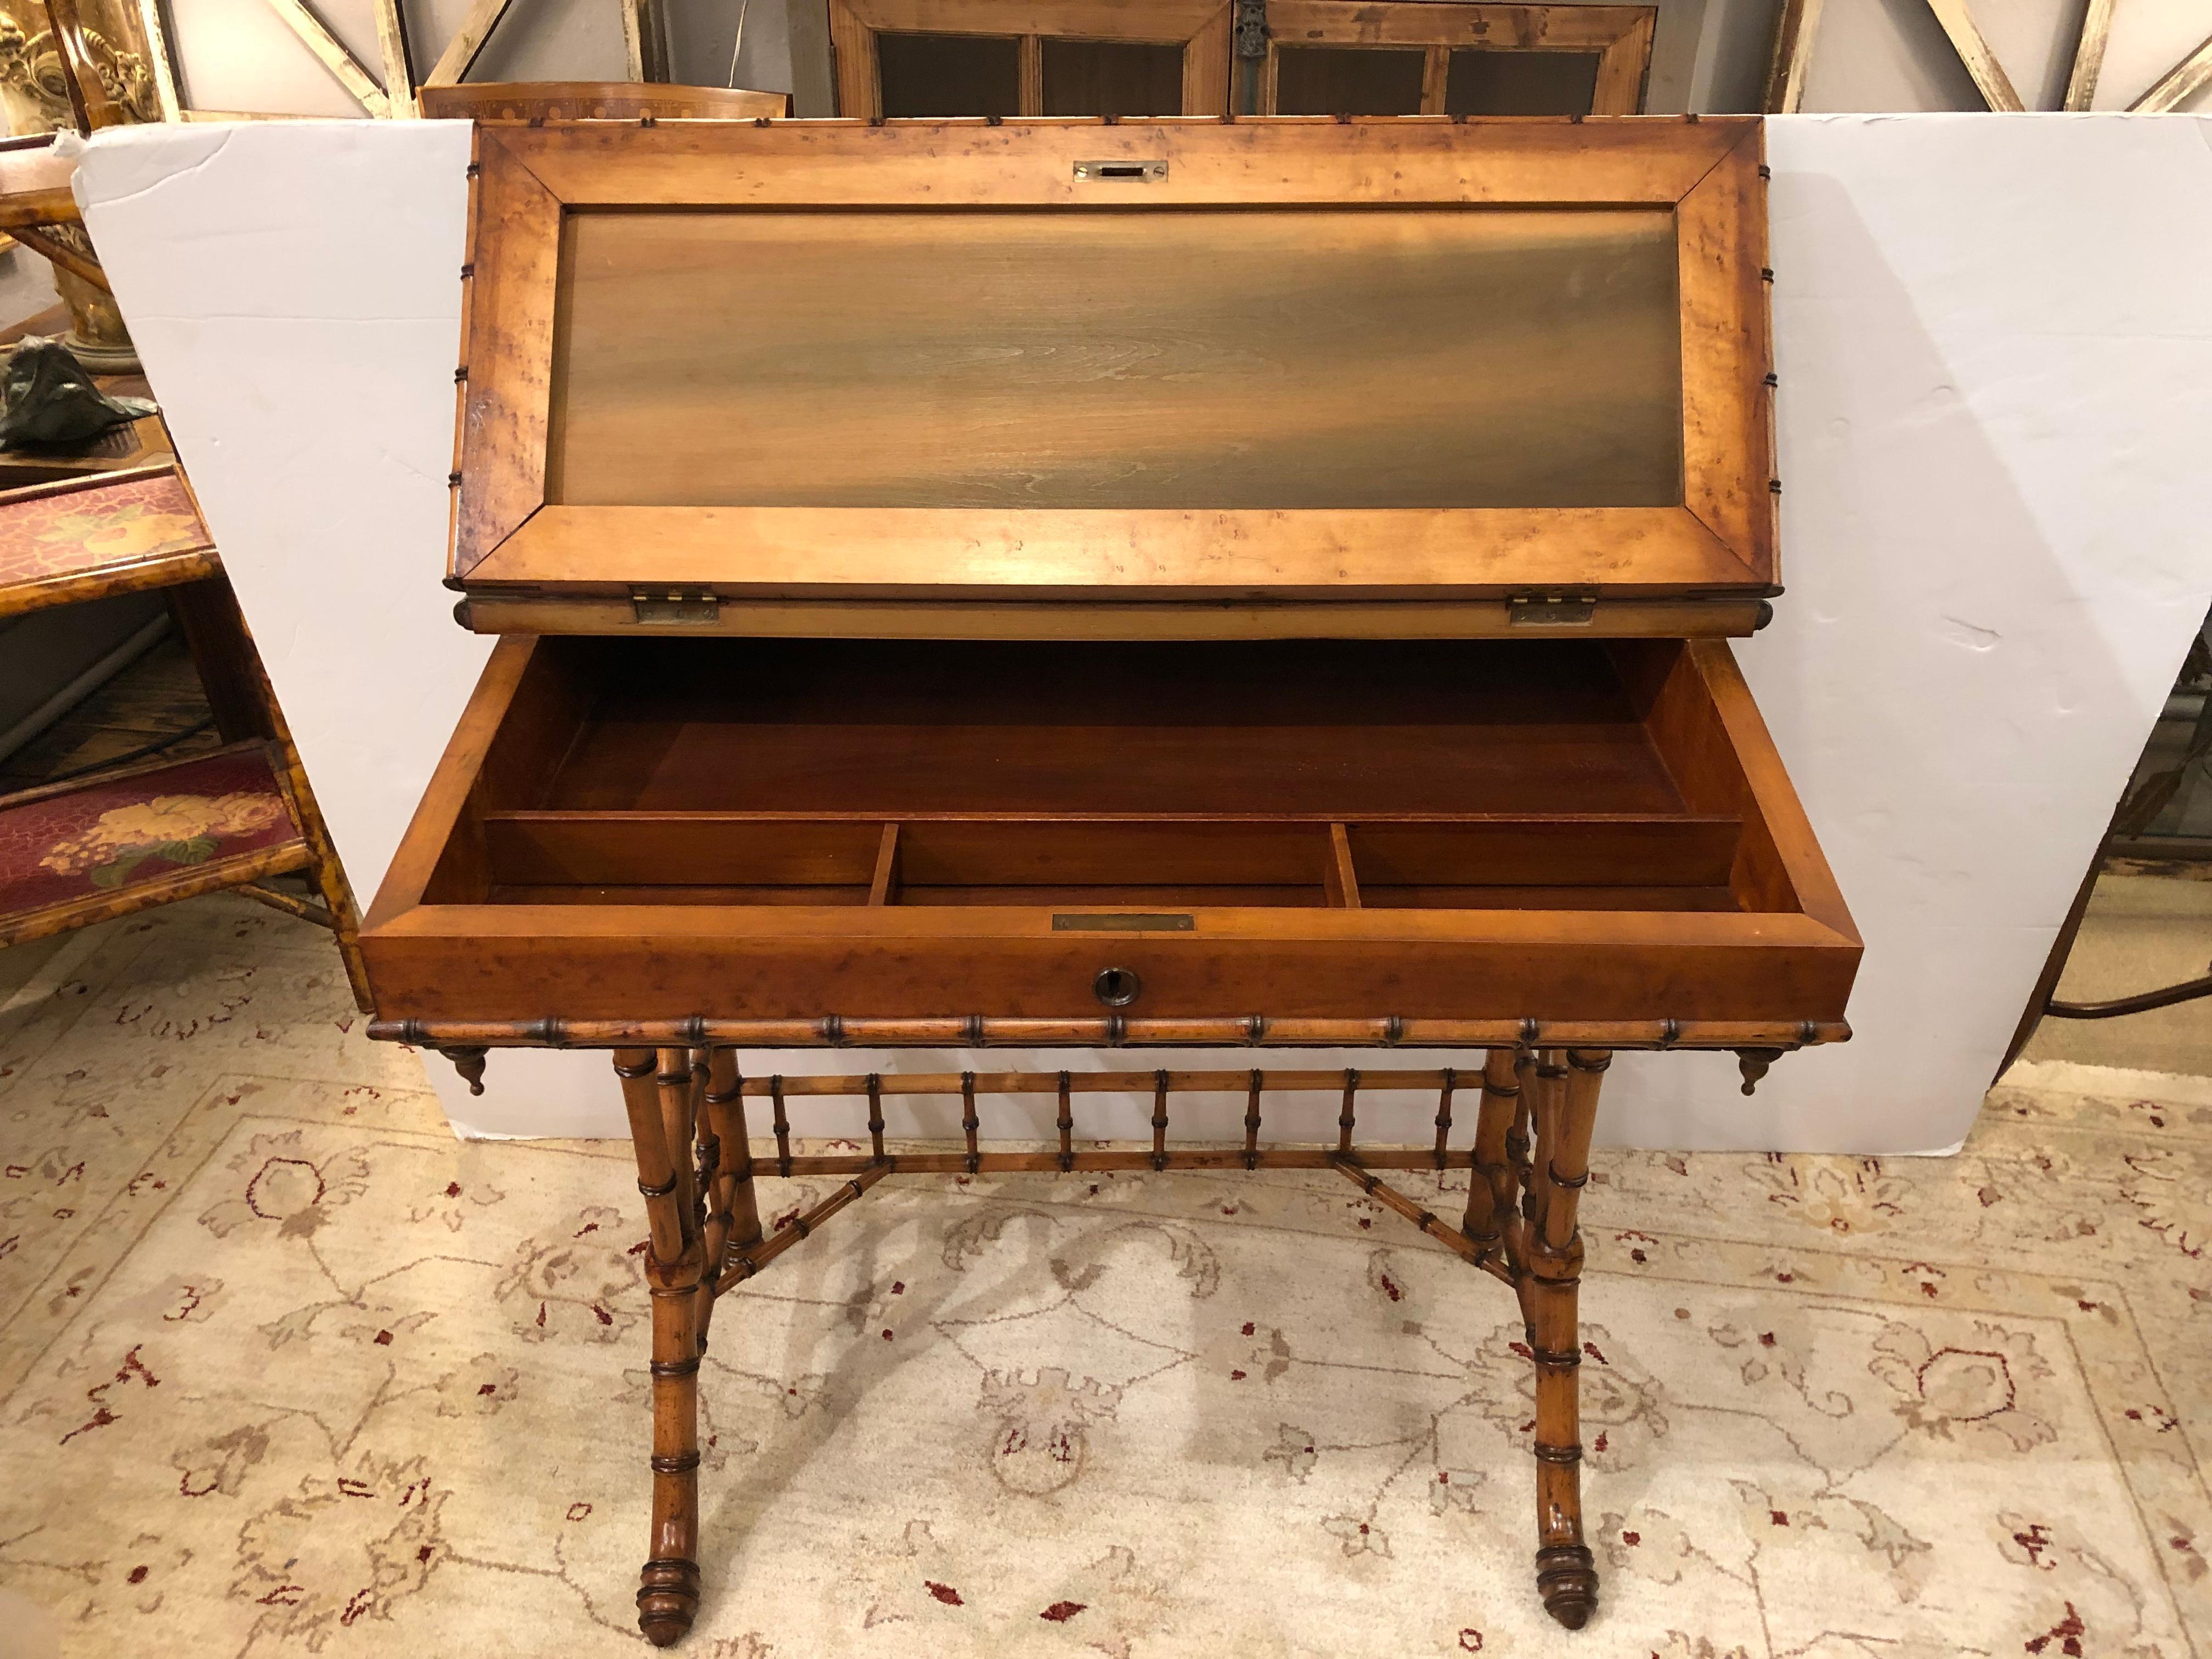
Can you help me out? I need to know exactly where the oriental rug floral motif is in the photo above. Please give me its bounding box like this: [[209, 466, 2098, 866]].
[[0, 896, 2206, 1657], [0, 746, 296, 919]]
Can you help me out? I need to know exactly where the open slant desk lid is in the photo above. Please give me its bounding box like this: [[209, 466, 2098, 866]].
[[449, 116, 1776, 639]]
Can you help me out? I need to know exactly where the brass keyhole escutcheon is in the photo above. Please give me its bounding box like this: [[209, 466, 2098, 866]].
[[1093, 967, 1141, 1007]]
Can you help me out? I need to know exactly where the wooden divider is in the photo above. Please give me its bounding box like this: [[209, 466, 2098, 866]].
[[473, 811, 1745, 910]]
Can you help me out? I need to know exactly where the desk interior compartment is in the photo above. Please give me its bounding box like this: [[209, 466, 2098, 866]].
[[410, 634, 1803, 919]]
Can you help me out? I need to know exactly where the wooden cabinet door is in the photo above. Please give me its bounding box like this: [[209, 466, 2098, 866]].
[[830, 0, 1234, 116], [1258, 2, 1655, 116]]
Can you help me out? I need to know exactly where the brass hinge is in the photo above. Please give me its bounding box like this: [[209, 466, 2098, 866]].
[[630, 588, 720, 624], [1506, 591, 1598, 627]]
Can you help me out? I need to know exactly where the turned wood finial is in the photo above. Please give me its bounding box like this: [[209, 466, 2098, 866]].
[[1536, 1543, 1599, 1628], [1734, 1047, 1785, 1096], [637, 1557, 701, 1645], [437, 1046, 488, 1095]]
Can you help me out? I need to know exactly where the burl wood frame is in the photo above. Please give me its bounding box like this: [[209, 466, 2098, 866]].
[[447, 117, 1779, 633], [828, 0, 1235, 117], [1256, 2, 1657, 116]]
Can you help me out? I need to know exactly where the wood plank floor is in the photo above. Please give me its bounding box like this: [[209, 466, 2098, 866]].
[[0, 632, 220, 793]]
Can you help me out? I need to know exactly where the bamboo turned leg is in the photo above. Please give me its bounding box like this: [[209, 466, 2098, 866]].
[[617, 1048, 708, 1647], [695, 1048, 760, 1347], [691, 1051, 723, 1335], [1522, 1047, 1606, 1630], [657, 1048, 701, 1235], [1507, 1047, 1544, 1336], [1462, 1046, 1521, 1267], [712, 1049, 763, 1251]]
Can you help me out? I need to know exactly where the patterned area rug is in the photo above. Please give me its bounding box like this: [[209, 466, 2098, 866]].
[[0, 898, 2205, 1658]]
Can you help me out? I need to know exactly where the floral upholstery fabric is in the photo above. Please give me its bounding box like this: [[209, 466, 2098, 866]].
[[0, 471, 206, 592], [0, 747, 297, 922]]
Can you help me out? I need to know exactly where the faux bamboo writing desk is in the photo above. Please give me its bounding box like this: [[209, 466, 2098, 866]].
[[363, 115, 1860, 1644]]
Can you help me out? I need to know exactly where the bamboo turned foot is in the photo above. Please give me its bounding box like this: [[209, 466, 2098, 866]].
[[638, 1556, 701, 1647], [1536, 1543, 1600, 1629]]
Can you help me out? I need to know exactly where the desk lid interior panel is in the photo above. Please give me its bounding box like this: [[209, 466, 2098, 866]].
[[548, 207, 1685, 512], [452, 117, 1776, 628]]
